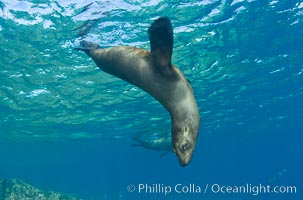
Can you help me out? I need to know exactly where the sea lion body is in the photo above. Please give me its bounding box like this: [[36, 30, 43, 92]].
[[77, 17, 200, 166]]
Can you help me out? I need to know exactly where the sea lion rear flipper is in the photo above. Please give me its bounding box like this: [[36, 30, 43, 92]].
[[75, 41, 101, 55], [148, 17, 173, 68]]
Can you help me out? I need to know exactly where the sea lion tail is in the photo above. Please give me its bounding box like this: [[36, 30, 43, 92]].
[[75, 40, 101, 55]]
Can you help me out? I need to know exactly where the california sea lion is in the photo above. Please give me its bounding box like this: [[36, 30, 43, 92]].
[[76, 17, 200, 166]]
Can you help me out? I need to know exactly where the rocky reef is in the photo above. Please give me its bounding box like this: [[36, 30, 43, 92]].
[[0, 178, 81, 200]]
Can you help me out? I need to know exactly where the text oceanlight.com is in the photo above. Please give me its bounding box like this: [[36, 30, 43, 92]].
[[126, 183, 297, 196]]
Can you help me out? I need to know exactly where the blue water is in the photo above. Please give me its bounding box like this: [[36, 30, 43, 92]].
[[0, 0, 303, 199]]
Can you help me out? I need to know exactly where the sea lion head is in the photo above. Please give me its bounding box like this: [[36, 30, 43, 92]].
[[172, 122, 199, 167]]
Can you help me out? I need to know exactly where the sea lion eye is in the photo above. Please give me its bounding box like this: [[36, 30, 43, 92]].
[[182, 142, 190, 150]]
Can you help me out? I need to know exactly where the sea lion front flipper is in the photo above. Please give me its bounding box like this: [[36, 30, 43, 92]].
[[148, 17, 173, 68]]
